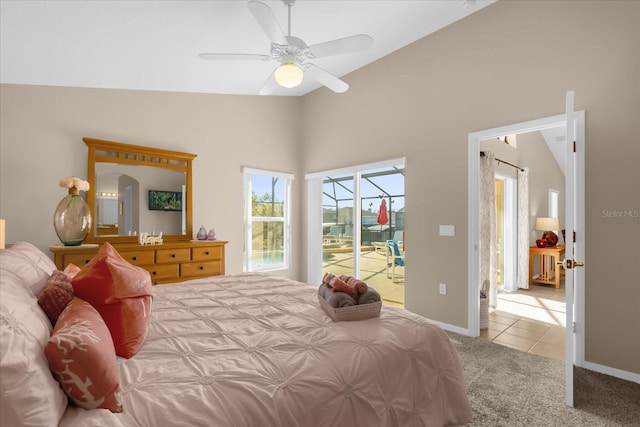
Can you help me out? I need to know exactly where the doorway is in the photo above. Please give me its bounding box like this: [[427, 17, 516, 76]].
[[468, 103, 586, 407], [495, 174, 517, 292], [479, 132, 566, 361]]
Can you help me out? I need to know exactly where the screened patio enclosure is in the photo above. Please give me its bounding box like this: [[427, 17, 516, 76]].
[[321, 164, 405, 307]]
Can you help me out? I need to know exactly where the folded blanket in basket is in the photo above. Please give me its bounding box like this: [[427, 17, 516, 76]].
[[358, 287, 381, 305], [318, 283, 357, 308]]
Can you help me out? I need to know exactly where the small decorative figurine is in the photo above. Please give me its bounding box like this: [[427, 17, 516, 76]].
[[207, 228, 217, 241], [197, 226, 207, 240]]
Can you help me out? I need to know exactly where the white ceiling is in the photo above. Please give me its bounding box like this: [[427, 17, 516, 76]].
[[0, 0, 495, 96]]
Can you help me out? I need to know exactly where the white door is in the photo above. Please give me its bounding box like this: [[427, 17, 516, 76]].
[[563, 90, 586, 407]]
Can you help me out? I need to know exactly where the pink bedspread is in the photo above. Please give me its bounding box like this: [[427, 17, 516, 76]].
[[60, 273, 471, 427]]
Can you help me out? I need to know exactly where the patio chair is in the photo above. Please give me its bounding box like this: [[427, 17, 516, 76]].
[[323, 225, 342, 244], [391, 230, 404, 250], [386, 240, 405, 282], [342, 224, 353, 244]]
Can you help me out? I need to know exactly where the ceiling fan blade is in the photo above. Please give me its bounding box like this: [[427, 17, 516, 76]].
[[258, 69, 279, 95], [304, 64, 348, 94], [248, 1, 287, 46], [199, 53, 271, 61], [308, 34, 373, 59]]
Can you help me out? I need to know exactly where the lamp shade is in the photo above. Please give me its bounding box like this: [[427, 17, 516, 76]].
[[535, 217, 559, 231], [274, 62, 303, 88]]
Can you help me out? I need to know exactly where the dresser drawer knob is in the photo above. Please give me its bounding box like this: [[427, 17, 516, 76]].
[[205, 251, 210, 255], [199, 266, 204, 270], [132, 256, 137, 261], [171, 253, 176, 258], [152, 271, 157, 275]]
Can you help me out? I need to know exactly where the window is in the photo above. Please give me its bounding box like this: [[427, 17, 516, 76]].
[[549, 189, 559, 219], [243, 167, 293, 272]]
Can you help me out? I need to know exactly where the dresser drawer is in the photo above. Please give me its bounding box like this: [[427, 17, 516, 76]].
[[181, 260, 223, 278], [62, 252, 97, 268], [156, 248, 190, 264], [52, 241, 227, 283], [192, 246, 223, 262], [118, 250, 154, 266], [141, 264, 179, 283]]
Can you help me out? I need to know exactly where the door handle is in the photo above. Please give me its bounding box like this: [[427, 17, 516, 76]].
[[557, 259, 585, 269]]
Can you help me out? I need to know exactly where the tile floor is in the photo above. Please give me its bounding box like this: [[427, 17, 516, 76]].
[[481, 283, 566, 361]]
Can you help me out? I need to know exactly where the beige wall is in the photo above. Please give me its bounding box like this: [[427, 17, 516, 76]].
[[0, 1, 638, 376], [301, 1, 639, 374], [0, 85, 303, 279]]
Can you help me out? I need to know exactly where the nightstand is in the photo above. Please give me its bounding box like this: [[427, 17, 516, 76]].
[[528, 245, 565, 288]]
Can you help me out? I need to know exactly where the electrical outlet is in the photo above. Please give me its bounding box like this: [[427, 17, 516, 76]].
[[439, 283, 447, 295]]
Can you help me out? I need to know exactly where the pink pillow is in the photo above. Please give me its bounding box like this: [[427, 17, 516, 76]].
[[45, 297, 123, 413], [37, 270, 74, 325], [63, 263, 82, 278], [71, 242, 153, 358]]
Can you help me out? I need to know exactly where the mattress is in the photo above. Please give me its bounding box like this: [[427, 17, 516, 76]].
[[59, 273, 471, 426]]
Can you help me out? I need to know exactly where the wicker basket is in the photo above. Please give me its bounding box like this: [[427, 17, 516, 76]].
[[480, 297, 489, 330], [318, 294, 382, 322]]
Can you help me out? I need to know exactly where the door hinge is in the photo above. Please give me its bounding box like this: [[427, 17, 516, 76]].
[[572, 322, 576, 333], [573, 140, 577, 152], [573, 230, 576, 243]]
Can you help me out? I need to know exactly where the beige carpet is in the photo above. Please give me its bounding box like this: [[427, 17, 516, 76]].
[[447, 331, 640, 426]]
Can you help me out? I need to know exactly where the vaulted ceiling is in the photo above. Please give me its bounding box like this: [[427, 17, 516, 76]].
[[0, 0, 495, 96]]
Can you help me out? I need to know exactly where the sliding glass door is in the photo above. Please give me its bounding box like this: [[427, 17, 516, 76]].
[[312, 159, 405, 307]]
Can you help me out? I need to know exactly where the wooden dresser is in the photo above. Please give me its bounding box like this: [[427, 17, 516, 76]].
[[50, 241, 227, 284]]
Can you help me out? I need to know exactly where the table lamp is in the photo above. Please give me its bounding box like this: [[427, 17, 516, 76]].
[[535, 217, 560, 248]]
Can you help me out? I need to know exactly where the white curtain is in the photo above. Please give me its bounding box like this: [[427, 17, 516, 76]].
[[480, 152, 497, 308], [517, 168, 530, 289]]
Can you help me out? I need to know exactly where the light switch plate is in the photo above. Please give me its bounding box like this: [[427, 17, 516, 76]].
[[439, 225, 455, 236]]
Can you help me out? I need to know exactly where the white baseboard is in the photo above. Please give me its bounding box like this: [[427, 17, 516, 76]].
[[582, 361, 640, 384], [432, 319, 640, 385], [430, 320, 471, 336]]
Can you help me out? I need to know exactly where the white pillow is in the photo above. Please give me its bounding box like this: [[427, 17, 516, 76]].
[[0, 241, 56, 297], [0, 247, 68, 427]]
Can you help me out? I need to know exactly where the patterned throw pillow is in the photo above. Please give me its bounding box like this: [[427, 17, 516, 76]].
[[38, 270, 74, 325], [45, 297, 123, 413], [71, 242, 153, 358]]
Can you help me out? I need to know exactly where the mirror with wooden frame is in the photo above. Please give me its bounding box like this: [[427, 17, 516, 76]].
[[84, 137, 196, 244]]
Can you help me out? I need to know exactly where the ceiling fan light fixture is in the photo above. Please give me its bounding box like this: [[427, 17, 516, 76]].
[[275, 62, 303, 88]]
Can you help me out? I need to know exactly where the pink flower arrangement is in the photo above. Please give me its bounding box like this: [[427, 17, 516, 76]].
[[59, 177, 90, 192]]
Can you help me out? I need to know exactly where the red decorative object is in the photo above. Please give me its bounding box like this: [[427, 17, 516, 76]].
[[377, 199, 388, 225], [542, 230, 559, 247], [536, 239, 547, 248]]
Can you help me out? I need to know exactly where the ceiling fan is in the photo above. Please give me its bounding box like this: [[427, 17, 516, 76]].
[[199, 0, 373, 95]]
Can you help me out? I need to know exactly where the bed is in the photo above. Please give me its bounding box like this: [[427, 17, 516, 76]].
[[1, 242, 471, 427]]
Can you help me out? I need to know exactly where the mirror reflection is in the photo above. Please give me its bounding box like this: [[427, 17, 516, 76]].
[[95, 163, 186, 237]]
